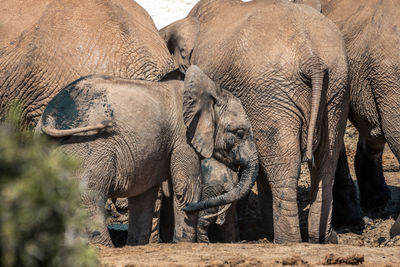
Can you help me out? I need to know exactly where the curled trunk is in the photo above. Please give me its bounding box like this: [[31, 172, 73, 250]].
[[184, 159, 259, 212]]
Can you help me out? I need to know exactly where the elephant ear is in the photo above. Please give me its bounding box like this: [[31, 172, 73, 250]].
[[41, 76, 114, 131], [183, 65, 221, 158], [291, 0, 322, 12], [159, 17, 200, 73]]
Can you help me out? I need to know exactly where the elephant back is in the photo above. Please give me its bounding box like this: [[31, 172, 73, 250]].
[[40, 75, 114, 131]]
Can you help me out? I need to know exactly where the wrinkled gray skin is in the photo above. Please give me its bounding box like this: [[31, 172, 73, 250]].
[[0, 0, 174, 126], [312, 0, 400, 230], [161, 0, 349, 243], [36, 65, 258, 246], [198, 158, 239, 243]]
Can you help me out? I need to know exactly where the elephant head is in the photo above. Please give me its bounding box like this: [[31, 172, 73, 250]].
[[182, 65, 259, 213], [160, 18, 199, 73]]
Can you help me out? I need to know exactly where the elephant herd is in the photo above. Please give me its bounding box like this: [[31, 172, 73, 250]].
[[0, 0, 399, 245]]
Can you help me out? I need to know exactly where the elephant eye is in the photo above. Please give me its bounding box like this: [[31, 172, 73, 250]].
[[235, 129, 245, 139], [180, 48, 187, 58]]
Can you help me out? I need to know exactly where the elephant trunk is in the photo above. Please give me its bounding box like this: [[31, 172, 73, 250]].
[[41, 120, 113, 137], [305, 59, 326, 163], [183, 157, 259, 213]]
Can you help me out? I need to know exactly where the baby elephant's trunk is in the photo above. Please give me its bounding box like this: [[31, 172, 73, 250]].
[[184, 153, 259, 213]]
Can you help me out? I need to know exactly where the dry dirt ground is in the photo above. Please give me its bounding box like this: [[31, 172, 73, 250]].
[[98, 122, 400, 266]]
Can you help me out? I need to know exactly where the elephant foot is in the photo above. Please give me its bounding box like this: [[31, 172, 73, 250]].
[[197, 234, 210, 243], [308, 230, 338, 244], [126, 235, 150, 246], [273, 234, 302, 244], [326, 230, 338, 244]]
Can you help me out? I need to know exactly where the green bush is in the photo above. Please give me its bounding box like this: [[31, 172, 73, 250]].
[[0, 106, 98, 267]]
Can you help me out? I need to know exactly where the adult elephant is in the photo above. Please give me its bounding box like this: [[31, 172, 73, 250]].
[[313, 0, 400, 227], [162, 0, 349, 243], [0, 0, 174, 126], [37, 66, 259, 246]]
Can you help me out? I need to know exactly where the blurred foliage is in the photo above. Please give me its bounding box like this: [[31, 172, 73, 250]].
[[0, 104, 98, 267]]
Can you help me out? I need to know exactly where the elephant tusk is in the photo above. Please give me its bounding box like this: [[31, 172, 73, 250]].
[[201, 203, 231, 220]]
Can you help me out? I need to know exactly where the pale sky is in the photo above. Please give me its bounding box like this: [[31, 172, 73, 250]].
[[135, 0, 200, 29]]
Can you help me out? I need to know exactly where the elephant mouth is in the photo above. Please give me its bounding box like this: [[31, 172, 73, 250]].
[[212, 152, 239, 172]]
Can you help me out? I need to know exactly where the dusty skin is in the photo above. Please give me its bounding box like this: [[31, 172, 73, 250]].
[[98, 122, 400, 266]]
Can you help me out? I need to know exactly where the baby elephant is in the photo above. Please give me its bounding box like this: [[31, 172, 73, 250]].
[[198, 158, 239, 243], [37, 65, 258, 246]]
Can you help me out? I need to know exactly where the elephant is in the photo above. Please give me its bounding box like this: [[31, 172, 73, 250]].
[[308, 0, 400, 229], [0, 0, 174, 127], [197, 158, 239, 243], [161, 0, 349, 243], [36, 65, 259, 246]]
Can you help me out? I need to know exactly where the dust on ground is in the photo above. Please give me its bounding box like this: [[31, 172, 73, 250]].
[[98, 242, 400, 267], [99, 122, 400, 266]]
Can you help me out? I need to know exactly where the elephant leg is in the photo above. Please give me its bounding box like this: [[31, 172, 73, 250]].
[[127, 185, 159, 245], [332, 144, 362, 227], [355, 134, 390, 210], [256, 167, 274, 240], [256, 118, 302, 243], [308, 156, 337, 244], [159, 193, 175, 243], [219, 203, 237, 243], [265, 155, 302, 243], [149, 186, 163, 243], [170, 144, 201, 242], [308, 111, 342, 243], [197, 209, 217, 243], [81, 189, 112, 246]]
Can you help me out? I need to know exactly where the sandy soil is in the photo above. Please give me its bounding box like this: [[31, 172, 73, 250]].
[[99, 242, 400, 267], [99, 122, 400, 266]]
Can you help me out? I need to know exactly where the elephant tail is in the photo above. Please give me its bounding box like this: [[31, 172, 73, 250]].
[[41, 120, 113, 137], [305, 58, 327, 164]]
